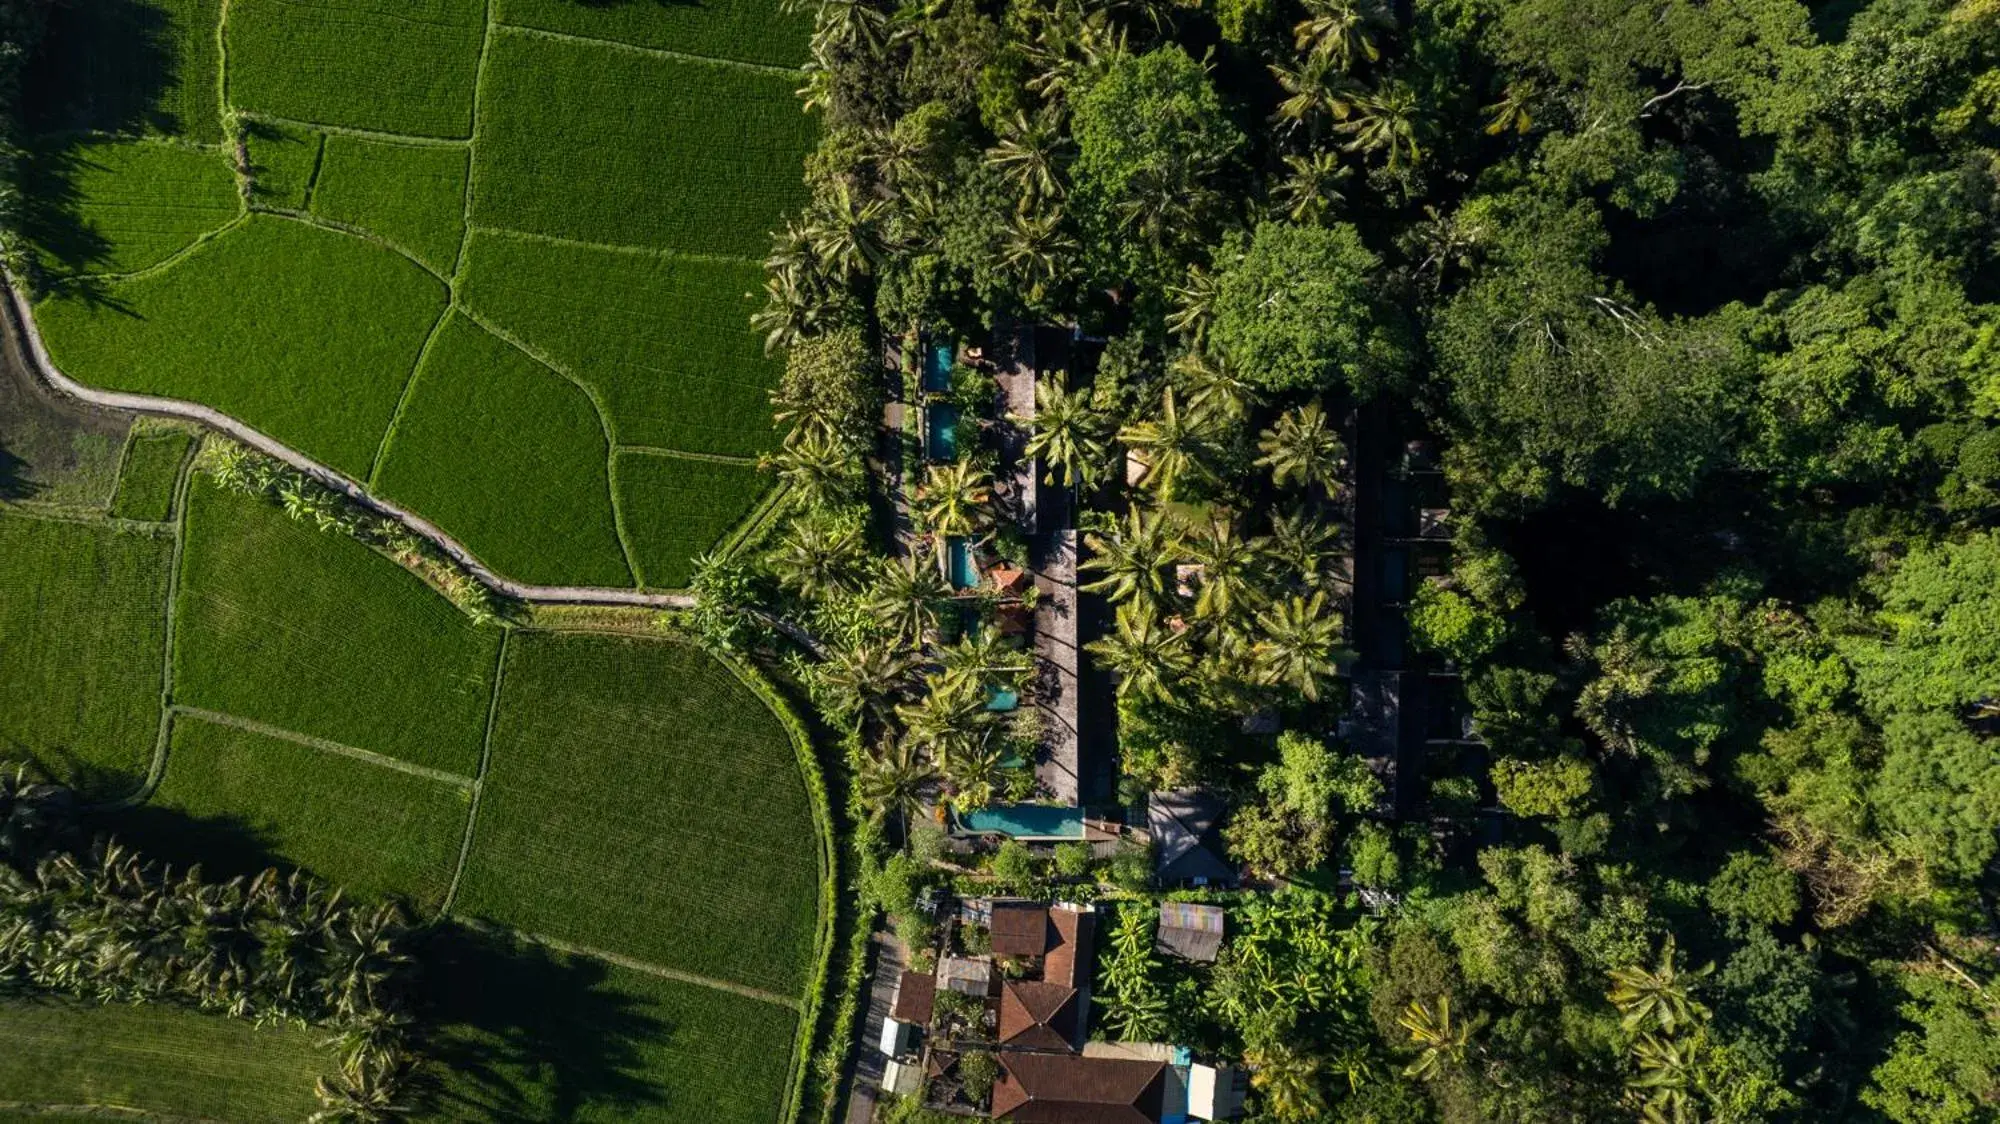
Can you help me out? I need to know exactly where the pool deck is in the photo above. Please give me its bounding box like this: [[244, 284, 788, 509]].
[[1030, 527, 1083, 805]]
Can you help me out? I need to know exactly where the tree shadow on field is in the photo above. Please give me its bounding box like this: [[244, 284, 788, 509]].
[[0, 443, 32, 501], [13, 0, 179, 303], [410, 925, 673, 1122], [86, 801, 291, 881]]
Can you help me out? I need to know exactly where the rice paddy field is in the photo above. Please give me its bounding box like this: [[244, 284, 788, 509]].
[[17, 0, 813, 591], [0, 436, 829, 1122]]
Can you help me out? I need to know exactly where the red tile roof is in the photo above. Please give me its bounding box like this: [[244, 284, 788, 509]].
[[1043, 907, 1095, 989], [990, 1053, 1167, 1123], [998, 979, 1079, 1052], [990, 902, 1052, 957], [891, 969, 935, 1024]]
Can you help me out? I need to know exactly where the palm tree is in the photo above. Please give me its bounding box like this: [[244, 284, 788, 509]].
[[1399, 994, 1472, 1079], [1292, 0, 1387, 70], [865, 554, 951, 643], [1273, 150, 1351, 225], [937, 630, 1032, 691], [1270, 506, 1347, 591], [858, 737, 937, 835], [943, 741, 1008, 812], [817, 640, 916, 722], [1087, 603, 1192, 703], [1483, 80, 1537, 136], [808, 0, 889, 57], [1253, 592, 1349, 702], [1337, 82, 1428, 170], [1627, 1034, 1699, 1124], [1014, 372, 1112, 488], [1081, 507, 1182, 609], [1269, 52, 1363, 139], [1256, 402, 1347, 492], [1002, 209, 1077, 307], [1165, 263, 1218, 347], [986, 108, 1070, 207], [1246, 1041, 1328, 1124], [767, 518, 864, 600], [805, 180, 888, 283], [762, 428, 860, 510], [1119, 388, 1213, 498], [752, 262, 828, 354], [896, 675, 995, 775], [914, 461, 992, 540], [1182, 516, 1269, 622], [1172, 352, 1259, 428], [1608, 936, 1711, 1035]]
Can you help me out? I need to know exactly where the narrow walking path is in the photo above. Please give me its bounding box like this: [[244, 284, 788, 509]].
[[3, 281, 692, 610]]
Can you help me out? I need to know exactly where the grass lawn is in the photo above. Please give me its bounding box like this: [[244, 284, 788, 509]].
[[311, 134, 469, 274], [0, 512, 170, 798], [22, 0, 223, 142], [147, 712, 470, 910], [224, 0, 485, 139], [458, 230, 781, 456], [108, 428, 194, 522], [455, 632, 821, 996], [493, 0, 812, 68], [470, 29, 812, 257], [33, 214, 448, 479], [374, 312, 632, 589], [0, 996, 327, 1120], [244, 118, 323, 209], [27, 139, 239, 279], [617, 453, 770, 590], [174, 478, 501, 776], [419, 930, 799, 1124]]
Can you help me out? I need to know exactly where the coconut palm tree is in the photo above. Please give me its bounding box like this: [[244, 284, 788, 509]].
[[1081, 507, 1182, 609], [914, 462, 992, 541], [1627, 1034, 1699, 1124], [865, 554, 951, 643], [986, 107, 1070, 207], [1273, 150, 1351, 225], [1015, 372, 1112, 488], [1483, 80, 1538, 136], [1399, 994, 1472, 1079], [1256, 402, 1347, 492], [1165, 263, 1219, 347], [1270, 506, 1347, 591], [944, 741, 1008, 812], [818, 640, 917, 722], [1292, 0, 1387, 70], [1246, 1041, 1328, 1124], [1182, 516, 1270, 622], [1172, 352, 1259, 428], [1608, 936, 1711, 1035], [1269, 52, 1363, 139], [762, 428, 861, 510], [752, 264, 827, 354], [1087, 603, 1192, 703], [1337, 82, 1428, 170], [808, 0, 889, 57], [767, 517, 865, 600], [1119, 389, 1214, 498], [896, 674, 996, 774], [805, 180, 889, 282], [1253, 592, 1349, 702], [858, 737, 937, 835], [937, 630, 1032, 692], [1002, 209, 1077, 307]]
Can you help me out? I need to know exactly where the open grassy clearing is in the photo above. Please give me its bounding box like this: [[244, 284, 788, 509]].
[[144, 713, 469, 909], [455, 632, 822, 996], [174, 478, 500, 776], [420, 932, 799, 1124], [311, 134, 469, 274], [224, 0, 484, 139], [469, 29, 812, 257], [493, 0, 813, 69], [618, 453, 771, 589], [27, 139, 239, 278], [458, 230, 782, 456], [374, 312, 632, 588], [0, 997, 328, 1120], [0, 512, 170, 798], [22, 0, 222, 141], [108, 427, 193, 522], [243, 118, 322, 209], [33, 214, 447, 478]]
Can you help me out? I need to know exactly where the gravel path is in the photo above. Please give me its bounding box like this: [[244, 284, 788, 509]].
[[4, 280, 692, 609]]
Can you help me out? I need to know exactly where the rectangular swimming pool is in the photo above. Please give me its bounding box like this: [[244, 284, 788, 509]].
[[947, 536, 976, 589], [926, 404, 960, 461], [923, 341, 954, 392], [959, 804, 1086, 840]]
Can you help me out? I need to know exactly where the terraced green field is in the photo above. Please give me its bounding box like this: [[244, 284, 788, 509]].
[[19, 0, 801, 590], [108, 427, 194, 522]]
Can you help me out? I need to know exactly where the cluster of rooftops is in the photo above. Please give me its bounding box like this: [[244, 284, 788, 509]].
[[881, 899, 1243, 1123]]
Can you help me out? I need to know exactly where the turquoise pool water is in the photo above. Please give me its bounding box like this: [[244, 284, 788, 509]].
[[947, 536, 976, 589], [960, 804, 1086, 839], [926, 404, 960, 461], [923, 341, 954, 392], [985, 686, 1019, 712]]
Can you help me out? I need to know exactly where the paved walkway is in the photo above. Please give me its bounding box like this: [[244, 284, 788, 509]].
[[3, 280, 692, 610], [844, 930, 906, 1124]]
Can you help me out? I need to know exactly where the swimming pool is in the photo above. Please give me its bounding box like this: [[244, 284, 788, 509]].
[[926, 404, 960, 461], [985, 686, 1019, 712], [947, 536, 976, 589], [959, 804, 1087, 840], [923, 341, 954, 392]]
